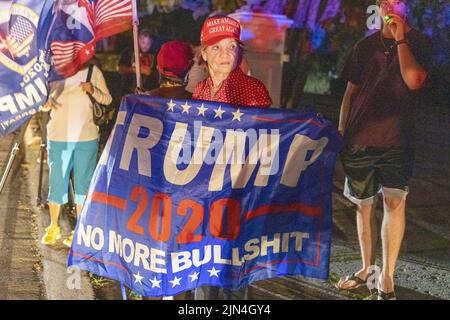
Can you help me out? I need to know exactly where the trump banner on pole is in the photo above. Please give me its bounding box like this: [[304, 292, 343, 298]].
[[0, 0, 132, 137], [0, 0, 53, 136], [68, 95, 343, 297]]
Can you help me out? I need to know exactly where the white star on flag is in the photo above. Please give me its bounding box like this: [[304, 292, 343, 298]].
[[207, 267, 220, 278], [214, 106, 226, 119], [197, 104, 208, 116], [181, 102, 192, 114], [169, 276, 182, 288], [232, 108, 245, 121], [167, 100, 176, 112], [150, 276, 161, 288], [188, 271, 200, 282], [133, 271, 144, 285]]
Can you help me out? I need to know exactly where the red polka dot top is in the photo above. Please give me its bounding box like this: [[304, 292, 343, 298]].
[[192, 68, 272, 108]]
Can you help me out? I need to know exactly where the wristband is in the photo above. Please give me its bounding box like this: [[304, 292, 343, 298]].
[[396, 39, 409, 46]]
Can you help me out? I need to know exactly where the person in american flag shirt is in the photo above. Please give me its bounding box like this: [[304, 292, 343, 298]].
[[192, 15, 272, 300]]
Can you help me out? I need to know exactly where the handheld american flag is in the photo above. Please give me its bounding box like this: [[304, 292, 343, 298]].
[[47, 0, 132, 79], [80, 0, 134, 40]]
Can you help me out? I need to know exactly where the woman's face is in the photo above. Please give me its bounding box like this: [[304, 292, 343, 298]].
[[202, 38, 239, 76]]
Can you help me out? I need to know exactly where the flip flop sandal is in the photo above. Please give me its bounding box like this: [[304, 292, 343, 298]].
[[378, 290, 397, 300], [335, 273, 367, 290]]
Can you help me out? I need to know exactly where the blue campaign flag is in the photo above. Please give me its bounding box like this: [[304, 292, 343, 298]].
[[0, 0, 53, 136], [68, 95, 343, 297]]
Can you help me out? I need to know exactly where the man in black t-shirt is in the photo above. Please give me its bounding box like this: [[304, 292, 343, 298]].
[[118, 29, 158, 96], [335, 0, 431, 300]]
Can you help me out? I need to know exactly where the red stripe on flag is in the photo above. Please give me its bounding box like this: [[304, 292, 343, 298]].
[[70, 250, 130, 274], [91, 191, 127, 210], [245, 203, 322, 221]]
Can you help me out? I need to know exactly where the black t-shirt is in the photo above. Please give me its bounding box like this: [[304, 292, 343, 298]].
[[341, 29, 432, 148], [118, 47, 158, 95]]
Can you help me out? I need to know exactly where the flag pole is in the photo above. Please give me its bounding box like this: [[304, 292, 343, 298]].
[[132, 0, 141, 89]]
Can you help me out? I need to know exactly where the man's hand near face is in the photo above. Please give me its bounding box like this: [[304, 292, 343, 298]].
[[386, 13, 406, 41]]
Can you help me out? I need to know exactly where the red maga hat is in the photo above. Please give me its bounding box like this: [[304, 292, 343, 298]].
[[157, 40, 193, 79], [200, 16, 241, 46]]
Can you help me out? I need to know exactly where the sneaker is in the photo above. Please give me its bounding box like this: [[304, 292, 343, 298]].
[[63, 230, 74, 248], [41, 224, 61, 245]]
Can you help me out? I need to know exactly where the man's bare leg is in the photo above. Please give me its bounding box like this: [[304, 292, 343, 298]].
[[337, 200, 378, 289], [380, 197, 406, 293], [355, 200, 378, 279]]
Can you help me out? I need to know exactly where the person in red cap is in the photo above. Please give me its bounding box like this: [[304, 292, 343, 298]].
[[138, 42, 193, 300], [193, 15, 272, 301], [136, 40, 193, 300], [138, 40, 193, 100], [192, 15, 271, 107]]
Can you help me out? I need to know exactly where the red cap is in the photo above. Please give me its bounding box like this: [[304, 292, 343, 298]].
[[157, 41, 193, 79], [200, 16, 241, 46]]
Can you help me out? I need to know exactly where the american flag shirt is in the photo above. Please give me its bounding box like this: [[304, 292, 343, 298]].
[[192, 68, 272, 108]]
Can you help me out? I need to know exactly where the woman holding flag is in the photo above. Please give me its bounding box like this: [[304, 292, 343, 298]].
[[192, 15, 271, 107], [192, 15, 272, 300]]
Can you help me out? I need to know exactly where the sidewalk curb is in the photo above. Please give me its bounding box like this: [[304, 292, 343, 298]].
[[25, 145, 95, 300]]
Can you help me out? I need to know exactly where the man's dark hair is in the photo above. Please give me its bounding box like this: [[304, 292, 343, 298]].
[[159, 74, 187, 87], [139, 29, 153, 39]]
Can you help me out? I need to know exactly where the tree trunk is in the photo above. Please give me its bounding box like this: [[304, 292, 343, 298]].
[[281, 27, 312, 108], [283, 0, 322, 108]]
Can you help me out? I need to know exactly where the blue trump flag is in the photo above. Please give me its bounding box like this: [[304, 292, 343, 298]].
[[68, 95, 343, 297], [0, 0, 53, 136]]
